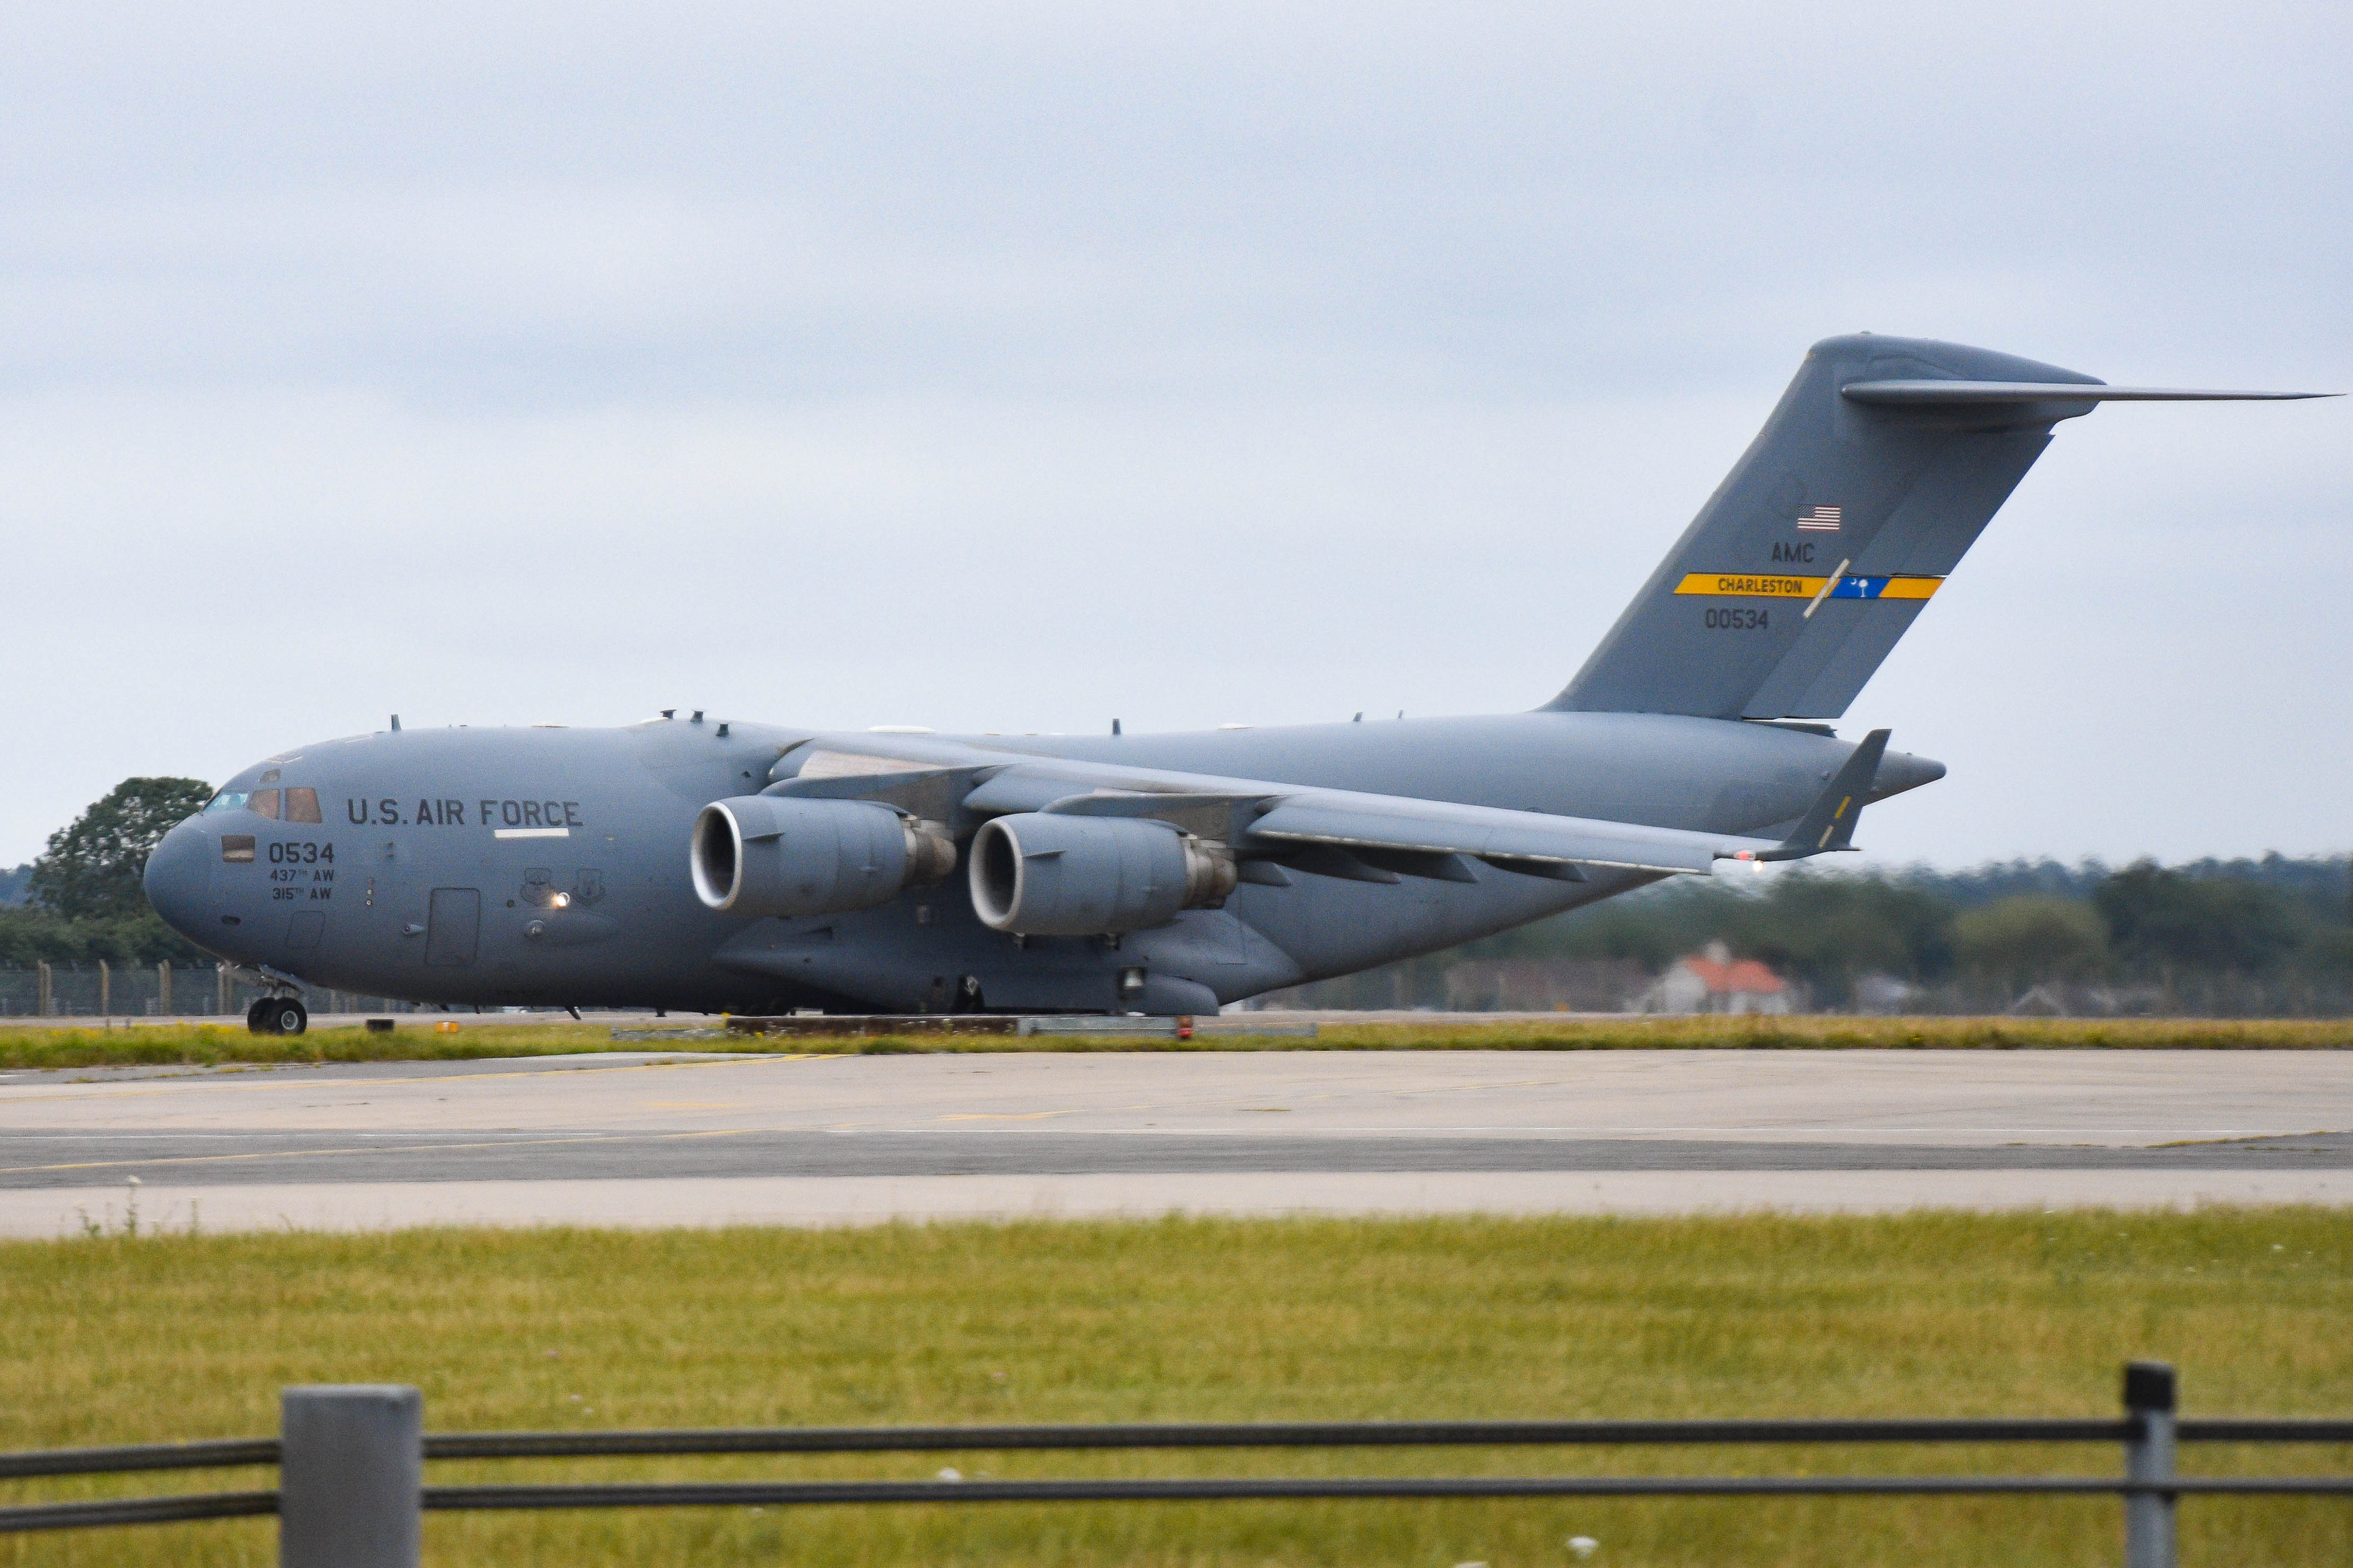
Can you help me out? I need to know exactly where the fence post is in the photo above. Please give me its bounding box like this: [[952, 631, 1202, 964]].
[[279, 1385, 422, 1568], [158, 962, 172, 1016], [37, 961, 52, 1017], [99, 959, 110, 1018], [218, 963, 231, 1016], [2123, 1360, 2177, 1568]]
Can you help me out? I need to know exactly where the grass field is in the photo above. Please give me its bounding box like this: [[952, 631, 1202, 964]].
[[3, 1211, 2348, 1565], [2, 1013, 2349, 1070]]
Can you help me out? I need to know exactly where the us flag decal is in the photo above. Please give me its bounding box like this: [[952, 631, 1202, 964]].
[[1795, 505, 1843, 531]]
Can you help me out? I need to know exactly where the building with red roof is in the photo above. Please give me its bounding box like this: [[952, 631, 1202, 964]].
[[1633, 941, 1794, 1015]]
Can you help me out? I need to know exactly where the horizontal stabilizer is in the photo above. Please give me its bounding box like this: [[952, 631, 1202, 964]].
[[1843, 380, 2335, 406]]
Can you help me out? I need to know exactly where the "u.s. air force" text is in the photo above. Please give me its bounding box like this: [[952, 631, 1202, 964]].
[[347, 798, 585, 829]]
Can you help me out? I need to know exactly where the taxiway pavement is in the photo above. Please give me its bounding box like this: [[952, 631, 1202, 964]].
[[2, 1049, 2346, 1232]]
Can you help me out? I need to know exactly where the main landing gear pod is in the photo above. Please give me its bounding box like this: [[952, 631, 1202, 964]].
[[968, 813, 1237, 936], [691, 796, 957, 918], [246, 997, 308, 1035]]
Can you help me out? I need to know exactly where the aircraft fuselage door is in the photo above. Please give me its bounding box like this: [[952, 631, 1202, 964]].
[[425, 888, 481, 967]]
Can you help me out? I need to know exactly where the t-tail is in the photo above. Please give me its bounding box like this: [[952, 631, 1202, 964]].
[[1549, 334, 2331, 720]]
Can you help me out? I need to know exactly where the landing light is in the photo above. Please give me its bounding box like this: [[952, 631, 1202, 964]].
[[552, 892, 571, 908]]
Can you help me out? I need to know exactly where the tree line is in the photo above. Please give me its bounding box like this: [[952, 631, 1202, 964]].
[[0, 778, 215, 967], [1279, 853, 2353, 1015]]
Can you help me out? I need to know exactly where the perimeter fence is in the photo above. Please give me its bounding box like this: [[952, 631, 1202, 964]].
[[0, 965, 420, 1020], [1, 1363, 2346, 1567]]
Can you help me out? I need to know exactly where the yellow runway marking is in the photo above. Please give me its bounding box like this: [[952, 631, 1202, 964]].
[[0, 1055, 815, 1106], [941, 1111, 1082, 1121], [0, 1128, 761, 1178], [939, 1103, 1153, 1122], [1392, 1078, 1559, 1096]]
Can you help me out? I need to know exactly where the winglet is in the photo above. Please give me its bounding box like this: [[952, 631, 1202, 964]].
[[1760, 729, 1890, 861]]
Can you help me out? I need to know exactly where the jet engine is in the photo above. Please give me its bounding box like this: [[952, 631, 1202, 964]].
[[968, 812, 1237, 936], [691, 796, 957, 917]]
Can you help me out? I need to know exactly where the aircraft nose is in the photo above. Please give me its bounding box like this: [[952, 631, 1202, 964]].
[[143, 821, 214, 942]]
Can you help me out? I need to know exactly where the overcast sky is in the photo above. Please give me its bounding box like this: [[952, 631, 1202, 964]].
[[4, 2, 2347, 870]]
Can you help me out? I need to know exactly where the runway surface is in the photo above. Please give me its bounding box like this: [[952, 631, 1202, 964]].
[[2, 1049, 2347, 1231]]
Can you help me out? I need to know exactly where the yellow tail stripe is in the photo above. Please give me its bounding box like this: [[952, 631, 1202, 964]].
[[1876, 575, 1943, 599], [1673, 572, 1944, 601]]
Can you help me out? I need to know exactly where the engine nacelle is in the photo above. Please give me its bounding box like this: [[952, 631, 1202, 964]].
[[968, 812, 1237, 936], [691, 796, 956, 917]]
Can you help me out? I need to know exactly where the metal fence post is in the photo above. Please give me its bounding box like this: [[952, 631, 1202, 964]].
[[280, 1385, 422, 1568], [98, 960, 110, 1018], [2123, 1361, 2177, 1568], [158, 962, 172, 1016]]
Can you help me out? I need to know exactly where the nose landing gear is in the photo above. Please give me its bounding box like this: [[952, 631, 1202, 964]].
[[246, 997, 310, 1036]]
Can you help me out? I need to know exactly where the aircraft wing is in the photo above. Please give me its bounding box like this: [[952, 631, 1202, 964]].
[[1237, 728, 1888, 877], [1244, 798, 1735, 876], [771, 728, 1890, 882]]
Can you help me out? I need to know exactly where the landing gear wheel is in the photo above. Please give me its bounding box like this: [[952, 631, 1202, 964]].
[[245, 999, 269, 1034], [251, 999, 309, 1036]]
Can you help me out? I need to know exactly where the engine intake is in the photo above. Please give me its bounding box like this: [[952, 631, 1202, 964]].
[[691, 796, 956, 917], [968, 812, 1237, 936]]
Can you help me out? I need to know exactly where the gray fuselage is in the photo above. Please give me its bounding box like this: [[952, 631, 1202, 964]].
[[139, 332, 2317, 1015], [142, 712, 1937, 1014]]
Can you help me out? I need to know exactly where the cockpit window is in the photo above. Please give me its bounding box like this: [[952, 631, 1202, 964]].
[[200, 784, 312, 819]]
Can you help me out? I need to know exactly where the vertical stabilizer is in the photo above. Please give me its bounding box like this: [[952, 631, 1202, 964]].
[[1550, 334, 2093, 719]]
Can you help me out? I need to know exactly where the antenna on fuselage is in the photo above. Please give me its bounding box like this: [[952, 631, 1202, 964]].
[[390, 714, 400, 732]]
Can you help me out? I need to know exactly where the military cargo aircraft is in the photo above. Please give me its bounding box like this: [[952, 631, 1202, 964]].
[[143, 335, 2329, 1033]]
